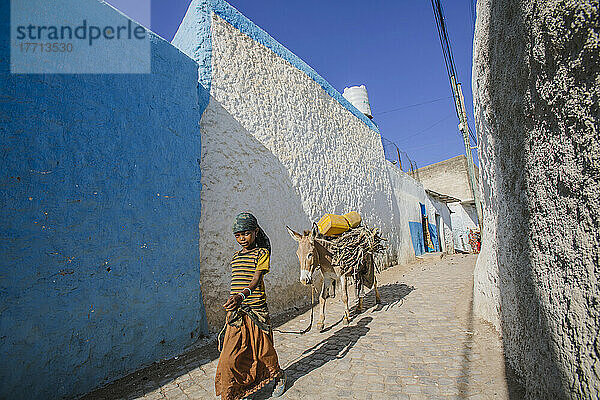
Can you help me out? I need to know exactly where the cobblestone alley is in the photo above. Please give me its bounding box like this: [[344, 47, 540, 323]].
[[84, 254, 521, 400]]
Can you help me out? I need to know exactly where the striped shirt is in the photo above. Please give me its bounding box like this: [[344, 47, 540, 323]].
[[230, 247, 270, 309]]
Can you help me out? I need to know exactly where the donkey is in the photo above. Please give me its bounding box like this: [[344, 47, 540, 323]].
[[286, 225, 381, 332]]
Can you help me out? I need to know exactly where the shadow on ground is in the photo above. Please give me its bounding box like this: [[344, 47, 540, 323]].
[[455, 275, 526, 400], [319, 281, 416, 335], [281, 317, 372, 389], [371, 282, 415, 313], [80, 282, 415, 400], [252, 282, 416, 398]]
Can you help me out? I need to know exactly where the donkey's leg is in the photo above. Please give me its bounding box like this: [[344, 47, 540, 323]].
[[339, 275, 351, 325], [374, 276, 381, 304], [317, 278, 331, 332], [356, 282, 365, 313]]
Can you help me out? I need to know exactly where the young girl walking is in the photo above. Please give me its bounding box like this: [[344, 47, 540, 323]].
[[215, 212, 286, 400]]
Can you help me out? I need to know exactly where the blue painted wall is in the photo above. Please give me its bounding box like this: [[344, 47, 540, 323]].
[[408, 222, 440, 255], [408, 222, 425, 256], [0, 2, 209, 399]]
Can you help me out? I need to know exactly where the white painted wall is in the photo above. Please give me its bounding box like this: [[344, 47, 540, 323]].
[[387, 162, 453, 256], [175, 9, 414, 329], [209, 14, 400, 239], [449, 203, 478, 253], [206, 15, 406, 324], [196, 97, 311, 327], [386, 162, 421, 264]]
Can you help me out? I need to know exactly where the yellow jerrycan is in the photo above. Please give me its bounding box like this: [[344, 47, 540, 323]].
[[317, 211, 362, 236]]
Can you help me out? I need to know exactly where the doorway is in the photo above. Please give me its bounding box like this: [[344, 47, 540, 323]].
[[435, 213, 442, 252], [421, 203, 435, 252]]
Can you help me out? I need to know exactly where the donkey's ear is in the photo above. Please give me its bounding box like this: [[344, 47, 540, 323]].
[[311, 222, 319, 239], [286, 225, 301, 242]]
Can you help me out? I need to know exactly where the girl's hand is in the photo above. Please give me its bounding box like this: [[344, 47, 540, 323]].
[[223, 294, 242, 311]]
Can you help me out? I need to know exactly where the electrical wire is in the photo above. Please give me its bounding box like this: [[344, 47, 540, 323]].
[[374, 96, 453, 116], [431, 0, 478, 146], [432, 0, 457, 100], [395, 113, 454, 143], [403, 139, 462, 152]]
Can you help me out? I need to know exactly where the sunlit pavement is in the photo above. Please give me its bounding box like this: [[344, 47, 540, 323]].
[[83, 254, 516, 400]]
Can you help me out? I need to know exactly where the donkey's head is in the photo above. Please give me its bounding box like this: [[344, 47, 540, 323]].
[[286, 224, 319, 285]]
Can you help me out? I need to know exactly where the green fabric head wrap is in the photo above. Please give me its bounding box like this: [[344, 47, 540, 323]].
[[232, 212, 271, 253]]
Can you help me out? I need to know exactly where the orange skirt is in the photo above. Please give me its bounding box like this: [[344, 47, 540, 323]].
[[215, 313, 283, 400]]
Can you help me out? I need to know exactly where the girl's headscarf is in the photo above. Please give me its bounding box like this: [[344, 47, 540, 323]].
[[232, 212, 271, 253]]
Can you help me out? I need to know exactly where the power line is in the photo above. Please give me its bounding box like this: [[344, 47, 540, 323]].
[[468, 125, 477, 143], [432, 0, 478, 146], [395, 113, 454, 143], [403, 140, 460, 152], [431, 0, 478, 147], [432, 0, 458, 114], [374, 96, 453, 116], [431, 0, 483, 232]]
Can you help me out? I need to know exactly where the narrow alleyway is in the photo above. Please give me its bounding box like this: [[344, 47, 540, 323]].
[[83, 254, 519, 400]]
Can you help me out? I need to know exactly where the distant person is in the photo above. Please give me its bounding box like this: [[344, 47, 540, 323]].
[[215, 212, 286, 400]]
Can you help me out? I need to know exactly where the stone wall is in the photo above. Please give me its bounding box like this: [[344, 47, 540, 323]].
[[411, 155, 479, 201], [0, 1, 208, 398], [472, 0, 599, 398]]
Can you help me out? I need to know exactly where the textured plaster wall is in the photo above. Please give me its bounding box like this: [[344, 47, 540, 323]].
[[472, 0, 599, 398], [0, 2, 208, 398], [387, 164, 450, 257], [208, 14, 398, 230], [449, 203, 478, 253], [173, 0, 405, 329], [195, 96, 310, 329], [207, 13, 403, 327], [387, 163, 422, 262]]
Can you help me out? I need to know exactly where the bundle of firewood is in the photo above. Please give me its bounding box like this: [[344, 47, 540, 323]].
[[326, 225, 386, 277]]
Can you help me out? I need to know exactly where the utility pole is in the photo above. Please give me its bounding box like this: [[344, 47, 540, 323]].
[[431, 0, 483, 232], [454, 80, 483, 232]]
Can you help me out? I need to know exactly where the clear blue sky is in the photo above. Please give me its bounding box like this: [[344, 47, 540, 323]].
[[106, 0, 478, 169]]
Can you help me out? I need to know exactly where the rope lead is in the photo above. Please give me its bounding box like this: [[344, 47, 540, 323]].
[[273, 283, 316, 335]]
